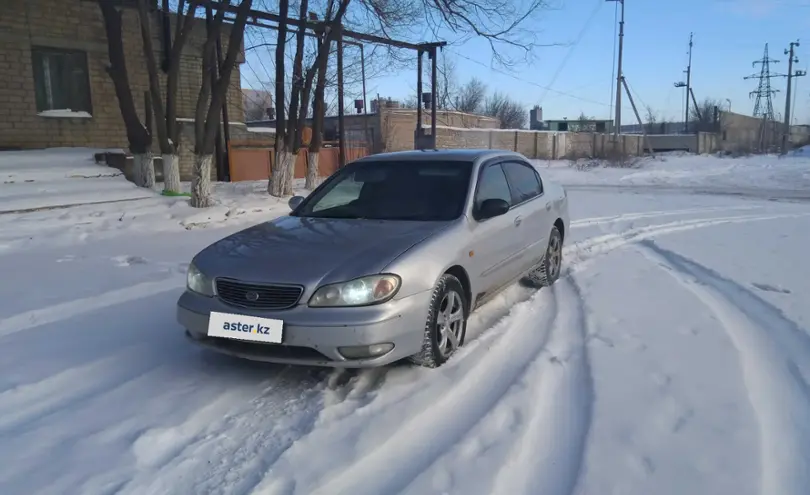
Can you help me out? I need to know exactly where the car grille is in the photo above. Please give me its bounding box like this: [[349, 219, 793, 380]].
[[215, 279, 304, 310]]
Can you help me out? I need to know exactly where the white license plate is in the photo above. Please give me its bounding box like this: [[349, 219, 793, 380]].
[[207, 311, 283, 344]]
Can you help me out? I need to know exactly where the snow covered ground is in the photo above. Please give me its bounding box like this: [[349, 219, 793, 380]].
[[1, 149, 810, 495], [534, 152, 810, 201]]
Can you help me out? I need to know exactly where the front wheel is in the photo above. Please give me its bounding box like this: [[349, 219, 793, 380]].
[[525, 226, 563, 288], [409, 274, 468, 368]]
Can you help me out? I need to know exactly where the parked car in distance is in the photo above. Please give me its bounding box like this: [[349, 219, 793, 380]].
[[177, 149, 570, 368]]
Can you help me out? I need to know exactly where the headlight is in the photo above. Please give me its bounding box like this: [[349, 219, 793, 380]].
[[309, 274, 401, 307], [186, 262, 215, 296]]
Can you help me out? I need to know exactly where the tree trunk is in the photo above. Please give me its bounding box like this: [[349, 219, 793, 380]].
[[133, 152, 155, 188], [269, 148, 296, 196], [305, 150, 319, 190], [190, 154, 214, 208], [99, 0, 152, 186], [162, 153, 181, 193]]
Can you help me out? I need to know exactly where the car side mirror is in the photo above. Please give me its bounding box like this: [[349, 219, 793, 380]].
[[476, 198, 510, 220], [288, 195, 305, 210]]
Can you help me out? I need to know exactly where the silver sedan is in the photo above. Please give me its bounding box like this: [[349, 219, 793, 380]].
[[177, 149, 570, 368]]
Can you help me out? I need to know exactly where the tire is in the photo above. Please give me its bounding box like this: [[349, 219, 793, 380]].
[[525, 226, 563, 288], [409, 274, 468, 368]]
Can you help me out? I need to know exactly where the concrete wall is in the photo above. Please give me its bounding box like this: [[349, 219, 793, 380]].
[[0, 0, 245, 152], [717, 111, 781, 153], [698, 132, 717, 154], [385, 122, 644, 160], [790, 125, 810, 147], [380, 108, 500, 152], [643, 134, 699, 153]]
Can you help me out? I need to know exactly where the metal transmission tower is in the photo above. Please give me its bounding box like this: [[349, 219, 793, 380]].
[[744, 43, 780, 121]]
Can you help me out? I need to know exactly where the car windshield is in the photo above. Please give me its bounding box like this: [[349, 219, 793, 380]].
[[296, 160, 472, 221]]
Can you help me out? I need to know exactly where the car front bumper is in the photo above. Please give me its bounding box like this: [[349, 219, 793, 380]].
[[176, 288, 432, 368]]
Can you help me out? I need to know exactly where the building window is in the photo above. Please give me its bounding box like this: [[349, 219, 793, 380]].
[[31, 46, 92, 115]]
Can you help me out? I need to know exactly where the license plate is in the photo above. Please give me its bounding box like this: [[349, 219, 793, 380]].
[[207, 311, 283, 344]]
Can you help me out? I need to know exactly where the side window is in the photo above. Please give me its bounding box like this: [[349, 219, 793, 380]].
[[502, 161, 543, 204], [474, 164, 512, 211]]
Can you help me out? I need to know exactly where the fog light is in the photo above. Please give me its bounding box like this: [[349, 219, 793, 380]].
[[338, 343, 394, 359]]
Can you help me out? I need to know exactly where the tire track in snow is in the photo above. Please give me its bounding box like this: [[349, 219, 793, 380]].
[[0, 343, 162, 436], [570, 205, 761, 229], [114, 366, 389, 495], [0, 277, 185, 338], [115, 367, 325, 495], [637, 240, 810, 495], [488, 276, 593, 495], [246, 211, 806, 494], [563, 212, 810, 275], [256, 290, 560, 495]]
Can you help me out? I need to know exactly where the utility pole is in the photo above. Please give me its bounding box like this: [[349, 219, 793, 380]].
[[685, 33, 693, 132], [673, 33, 695, 133], [783, 40, 806, 152], [606, 0, 625, 139]]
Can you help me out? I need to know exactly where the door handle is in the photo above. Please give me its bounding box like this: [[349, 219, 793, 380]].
[[514, 216, 522, 227], [545, 202, 552, 211]]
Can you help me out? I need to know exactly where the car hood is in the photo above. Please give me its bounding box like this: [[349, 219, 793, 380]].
[[192, 216, 450, 287]]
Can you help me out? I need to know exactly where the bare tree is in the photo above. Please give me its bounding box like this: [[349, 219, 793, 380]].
[[267, 0, 292, 197], [358, 0, 552, 67], [261, 0, 548, 195], [690, 97, 722, 133], [453, 77, 487, 113], [644, 105, 659, 134], [98, 0, 154, 188], [401, 96, 419, 109], [190, 0, 253, 207], [266, 0, 352, 196], [484, 91, 525, 128], [436, 52, 456, 110], [307, 0, 352, 191], [136, 0, 198, 194]]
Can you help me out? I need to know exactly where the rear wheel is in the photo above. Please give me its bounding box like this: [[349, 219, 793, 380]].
[[410, 274, 468, 368], [525, 226, 563, 288]]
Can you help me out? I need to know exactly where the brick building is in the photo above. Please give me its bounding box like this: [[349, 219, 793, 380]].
[[0, 0, 245, 178]]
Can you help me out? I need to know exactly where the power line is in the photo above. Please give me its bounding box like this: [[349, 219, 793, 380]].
[[448, 48, 633, 110], [538, 0, 604, 104], [624, 78, 649, 111]]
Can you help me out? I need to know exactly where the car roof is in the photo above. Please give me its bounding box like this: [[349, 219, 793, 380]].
[[351, 149, 526, 164]]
